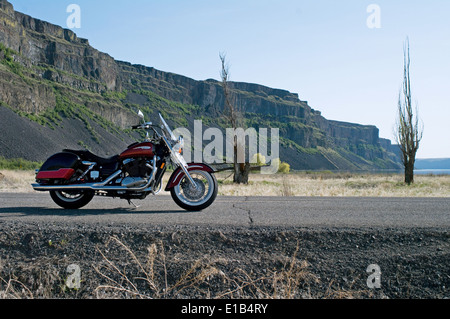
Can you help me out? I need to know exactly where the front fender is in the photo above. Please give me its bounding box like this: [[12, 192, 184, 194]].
[[165, 163, 215, 191]]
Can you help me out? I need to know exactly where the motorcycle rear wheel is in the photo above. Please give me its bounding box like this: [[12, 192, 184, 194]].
[[50, 190, 95, 209]]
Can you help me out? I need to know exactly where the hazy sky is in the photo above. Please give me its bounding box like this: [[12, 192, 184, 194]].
[[9, 0, 450, 158]]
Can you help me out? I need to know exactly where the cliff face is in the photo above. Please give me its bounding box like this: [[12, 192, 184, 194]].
[[0, 0, 401, 170], [0, 0, 118, 90]]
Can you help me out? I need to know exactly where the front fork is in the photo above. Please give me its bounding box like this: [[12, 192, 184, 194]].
[[178, 162, 197, 188], [162, 135, 198, 189]]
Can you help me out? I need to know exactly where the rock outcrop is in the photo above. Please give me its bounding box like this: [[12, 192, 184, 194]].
[[0, 0, 401, 170]]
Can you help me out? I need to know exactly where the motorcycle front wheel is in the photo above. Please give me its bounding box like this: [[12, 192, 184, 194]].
[[50, 190, 95, 209], [170, 170, 218, 211]]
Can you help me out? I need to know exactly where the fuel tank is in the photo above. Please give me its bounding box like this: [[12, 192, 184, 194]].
[[119, 142, 155, 159]]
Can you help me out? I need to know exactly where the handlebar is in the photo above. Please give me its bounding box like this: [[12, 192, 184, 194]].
[[131, 122, 164, 141], [131, 122, 153, 130]]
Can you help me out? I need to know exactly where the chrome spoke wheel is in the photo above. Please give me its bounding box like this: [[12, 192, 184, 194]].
[[54, 191, 84, 202], [50, 190, 94, 209], [171, 170, 218, 211]]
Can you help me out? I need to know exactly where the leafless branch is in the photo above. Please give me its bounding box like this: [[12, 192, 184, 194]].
[[395, 37, 423, 184]]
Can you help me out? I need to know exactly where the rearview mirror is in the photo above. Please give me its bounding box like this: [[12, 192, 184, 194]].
[[137, 110, 145, 123]]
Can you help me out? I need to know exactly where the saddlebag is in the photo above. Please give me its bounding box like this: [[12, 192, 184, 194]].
[[36, 152, 81, 181]]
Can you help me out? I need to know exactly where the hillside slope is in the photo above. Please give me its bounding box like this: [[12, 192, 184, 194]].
[[0, 0, 401, 170]]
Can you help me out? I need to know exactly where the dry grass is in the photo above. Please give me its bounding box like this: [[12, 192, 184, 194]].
[[1, 170, 449, 198], [94, 236, 229, 299], [0, 170, 36, 193], [217, 172, 450, 197], [0, 255, 66, 299], [93, 236, 331, 299], [0, 277, 34, 299]]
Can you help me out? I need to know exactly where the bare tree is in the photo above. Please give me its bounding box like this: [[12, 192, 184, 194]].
[[395, 38, 423, 185], [220, 53, 251, 184]]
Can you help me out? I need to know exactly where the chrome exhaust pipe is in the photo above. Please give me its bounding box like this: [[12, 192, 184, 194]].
[[93, 170, 122, 187], [33, 156, 158, 193], [32, 183, 154, 192]]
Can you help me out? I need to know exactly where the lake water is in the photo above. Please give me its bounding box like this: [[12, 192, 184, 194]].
[[415, 169, 450, 175], [294, 169, 450, 175]]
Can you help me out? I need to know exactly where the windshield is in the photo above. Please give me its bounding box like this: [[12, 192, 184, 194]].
[[159, 113, 176, 141]]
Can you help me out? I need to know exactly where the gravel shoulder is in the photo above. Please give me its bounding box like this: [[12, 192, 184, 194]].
[[0, 220, 448, 299]]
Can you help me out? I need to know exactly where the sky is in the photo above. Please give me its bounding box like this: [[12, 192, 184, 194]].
[[8, 0, 450, 158]]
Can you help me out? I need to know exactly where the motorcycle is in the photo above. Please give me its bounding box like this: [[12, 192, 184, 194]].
[[32, 111, 218, 211]]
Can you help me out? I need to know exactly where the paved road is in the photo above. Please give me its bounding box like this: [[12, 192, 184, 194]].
[[0, 193, 449, 229]]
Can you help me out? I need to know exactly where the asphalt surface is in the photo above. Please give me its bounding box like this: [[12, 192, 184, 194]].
[[0, 193, 449, 229]]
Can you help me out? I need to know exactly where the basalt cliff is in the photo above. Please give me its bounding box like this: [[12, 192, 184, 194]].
[[0, 0, 401, 170]]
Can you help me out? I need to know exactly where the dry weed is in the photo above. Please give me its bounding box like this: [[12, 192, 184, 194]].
[[94, 237, 323, 299], [323, 278, 376, 299], [280, 175, 294, 197], [0, 277, 34, 299], [94, 236, 228, 299]]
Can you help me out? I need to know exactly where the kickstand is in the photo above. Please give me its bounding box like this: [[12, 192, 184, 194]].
[[127, 199, 140, 208]]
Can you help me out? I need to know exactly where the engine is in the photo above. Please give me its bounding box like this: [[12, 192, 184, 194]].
[[120, 158, 154, 188], [122, 158, 152, 178]]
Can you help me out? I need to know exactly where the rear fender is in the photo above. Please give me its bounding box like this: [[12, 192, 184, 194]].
[[165, 163, 215, 191]]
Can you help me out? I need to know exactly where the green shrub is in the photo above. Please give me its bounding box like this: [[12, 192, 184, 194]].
[[278, 162, 290, 174], [0, 156, 42, 170], [272, 158, 290, 174]]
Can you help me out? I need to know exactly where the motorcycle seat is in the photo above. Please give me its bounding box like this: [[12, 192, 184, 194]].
[[63, 149, 119, 166]]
